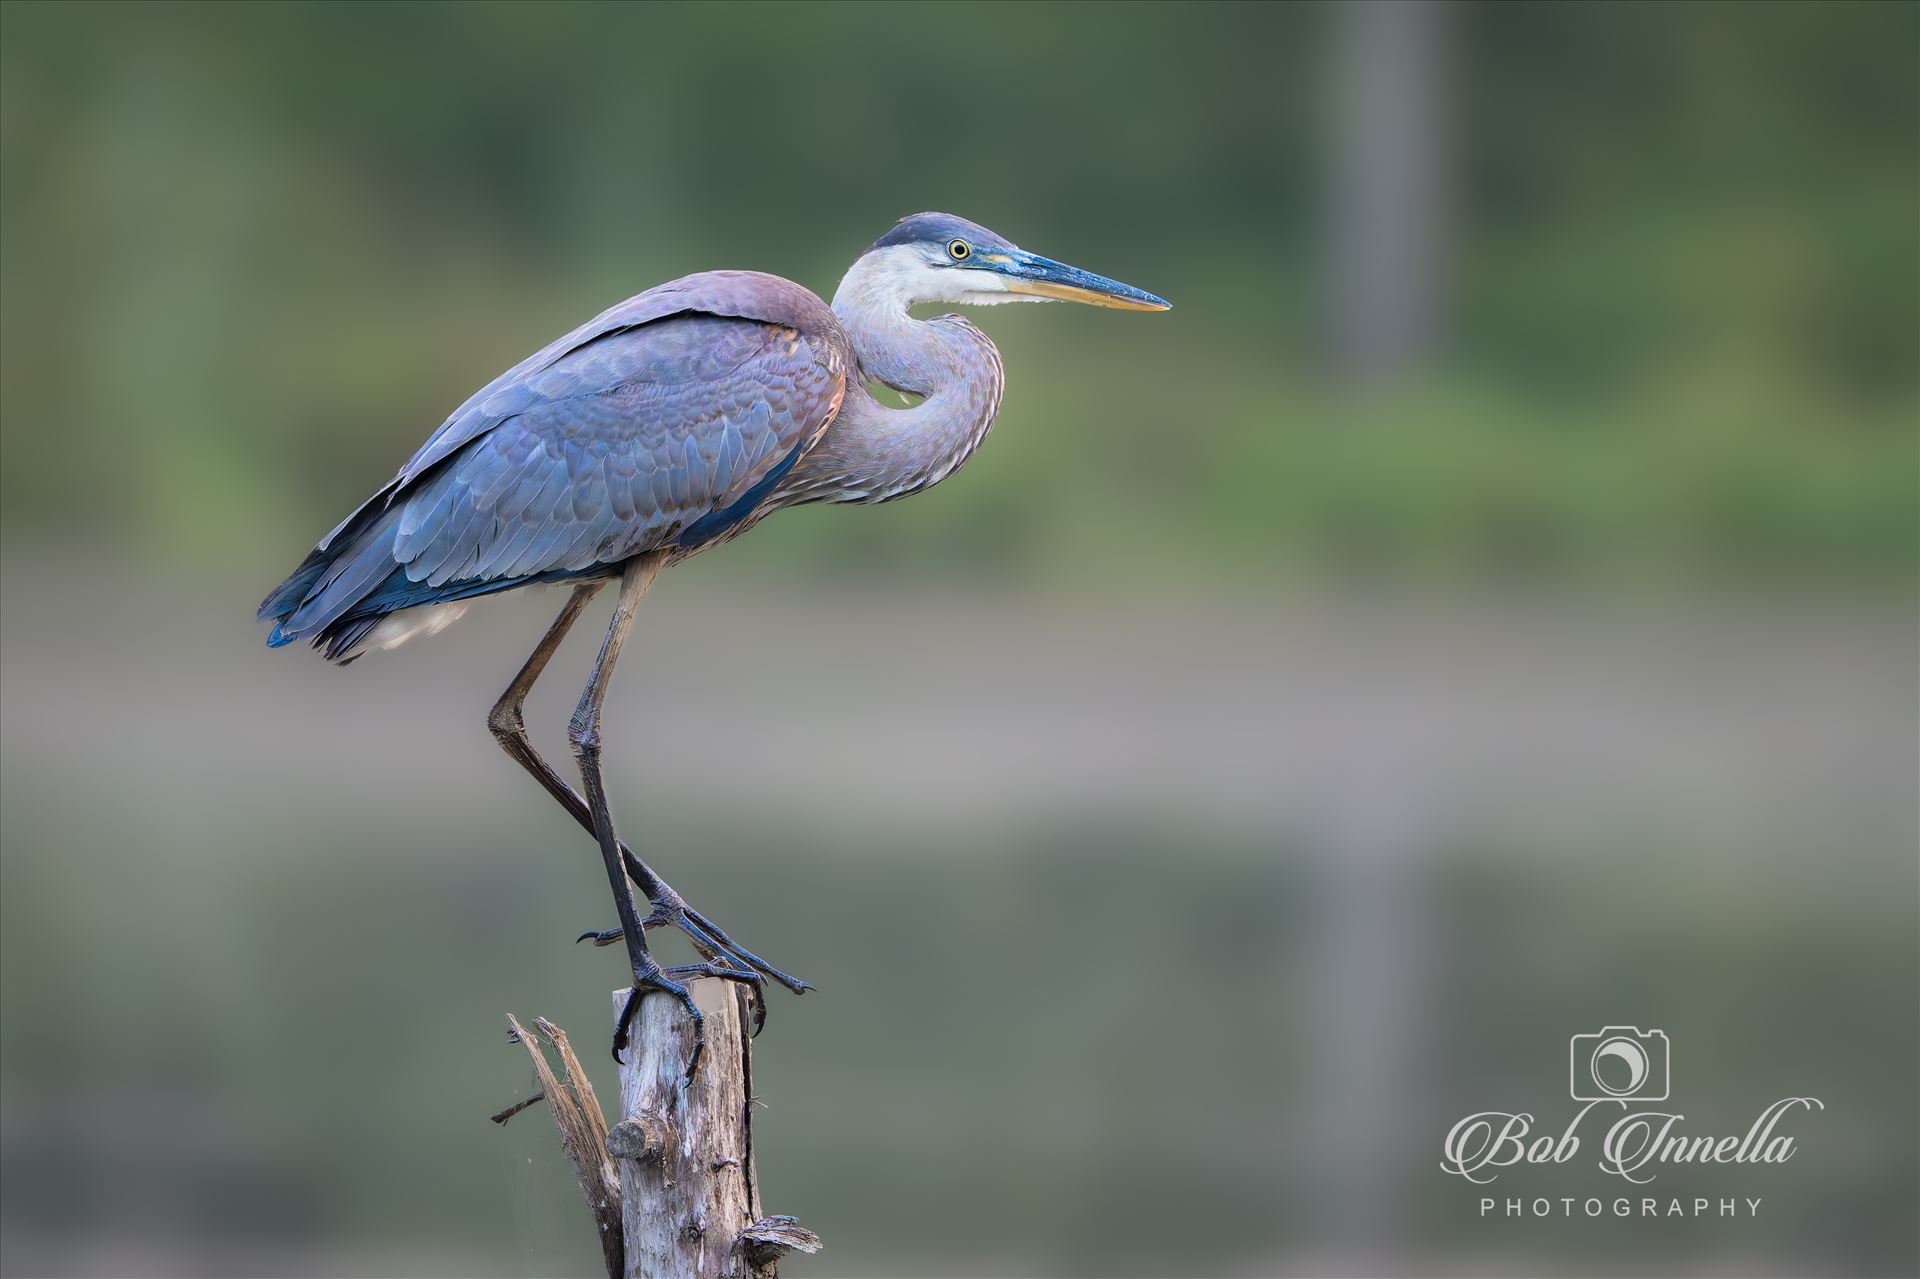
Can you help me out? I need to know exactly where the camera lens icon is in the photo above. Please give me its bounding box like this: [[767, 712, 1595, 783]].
[[1570, 1027, 1670, 1102]]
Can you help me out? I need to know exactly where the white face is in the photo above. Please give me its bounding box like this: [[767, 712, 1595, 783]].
[[845, 243, 1039, 310], [835, 238, 1169, 318]]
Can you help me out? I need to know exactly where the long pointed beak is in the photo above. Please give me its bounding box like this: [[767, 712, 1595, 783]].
[[985, 249, 1171, 311]]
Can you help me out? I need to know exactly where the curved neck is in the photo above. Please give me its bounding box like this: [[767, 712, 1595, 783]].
[[775, 256, 1005, 506]]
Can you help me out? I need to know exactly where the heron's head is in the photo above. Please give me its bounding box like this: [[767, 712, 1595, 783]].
[[846, 212, 1171, 314]]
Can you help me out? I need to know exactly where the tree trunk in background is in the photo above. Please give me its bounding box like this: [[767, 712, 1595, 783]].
[[1319, 10, 1453, 1253], [1328, 0, 1452, 384]]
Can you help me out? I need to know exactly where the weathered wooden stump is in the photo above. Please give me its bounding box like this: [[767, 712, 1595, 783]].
[[498, 984, 817, 1279], [609, 980, 818, 1279]]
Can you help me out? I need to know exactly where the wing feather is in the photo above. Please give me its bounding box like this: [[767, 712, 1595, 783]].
[[268, 272, 848, 648]]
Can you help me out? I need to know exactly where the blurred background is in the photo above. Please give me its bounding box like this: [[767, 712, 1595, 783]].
[[1, 1, 1914, 1275]]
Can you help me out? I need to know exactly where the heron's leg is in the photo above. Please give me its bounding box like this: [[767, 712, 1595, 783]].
[[564, 558, 683, 1064], [488, 581, 603, 776], [486, 582, 812, 1017], [487, 583, 699, 949], [579, 906, 812, 999], [569, 555, 760, 1074]]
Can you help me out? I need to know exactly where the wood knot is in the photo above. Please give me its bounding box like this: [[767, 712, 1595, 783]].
[[606, 1109, 668, 1163]]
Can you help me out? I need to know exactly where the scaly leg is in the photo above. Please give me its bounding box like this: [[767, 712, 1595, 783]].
[[485, 582, 811, 1044], [566, 557, 691, 1067], [565, 557, 805, 1074]]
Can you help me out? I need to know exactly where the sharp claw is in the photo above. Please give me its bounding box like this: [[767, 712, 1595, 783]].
[[677, 990, 706, 1081], [614, 964, 721, 1077], [612, 985, 643, 1063], [594, 889, 808, 1071]]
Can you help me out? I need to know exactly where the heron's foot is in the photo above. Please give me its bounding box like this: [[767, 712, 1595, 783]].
[[579, 889, 813, 1034], [614, 955, 771, 1078]]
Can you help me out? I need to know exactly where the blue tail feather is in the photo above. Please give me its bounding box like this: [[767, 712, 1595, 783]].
[[257, 549, 332, 623], [261, 527, 607, 664]]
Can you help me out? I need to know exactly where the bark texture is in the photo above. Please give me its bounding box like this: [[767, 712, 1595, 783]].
[[612, 980, 818, 1279]]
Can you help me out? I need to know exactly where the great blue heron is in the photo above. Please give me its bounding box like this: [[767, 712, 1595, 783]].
[[259, 212, 1169, 1069]]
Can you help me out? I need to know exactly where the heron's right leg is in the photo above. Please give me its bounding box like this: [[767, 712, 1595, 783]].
[[486, 583, 811, 1016], [566, 556, 735, 1069]]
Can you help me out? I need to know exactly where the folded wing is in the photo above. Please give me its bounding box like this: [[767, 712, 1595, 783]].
[[260, 273, 848, 657]]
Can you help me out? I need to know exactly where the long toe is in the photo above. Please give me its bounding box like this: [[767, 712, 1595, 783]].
[[677, 904, 815, 995], [595, 890, 806, 1051], [613, 965, 708, 1076], [664, 960, 769, 1035]]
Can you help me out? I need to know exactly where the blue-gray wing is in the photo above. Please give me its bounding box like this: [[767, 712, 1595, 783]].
[[263, 272, 848, 650], [315, 271, 845, 551], [390, 314, 843, 585]]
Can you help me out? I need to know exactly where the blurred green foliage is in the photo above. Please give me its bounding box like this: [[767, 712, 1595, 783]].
[[2, 7, 1916, 1273], [1, 0, 1913, 588]]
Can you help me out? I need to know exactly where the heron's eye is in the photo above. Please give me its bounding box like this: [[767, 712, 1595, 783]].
[[947, 239, 971, 261]]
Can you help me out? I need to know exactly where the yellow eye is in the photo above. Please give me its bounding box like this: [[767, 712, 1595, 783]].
[[947, 239, 970, 261]]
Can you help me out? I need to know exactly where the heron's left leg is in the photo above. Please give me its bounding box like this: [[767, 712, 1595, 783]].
[[567, 556, 752, 1074], [486, 582, 812, 1024]]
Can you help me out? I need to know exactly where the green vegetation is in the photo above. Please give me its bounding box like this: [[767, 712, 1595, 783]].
[[2, 1, 1913, 588]]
